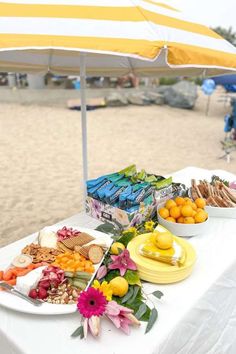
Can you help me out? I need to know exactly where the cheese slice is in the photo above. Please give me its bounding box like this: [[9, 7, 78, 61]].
[[38, 229, 58, 249], [15, 266, 46, 295]]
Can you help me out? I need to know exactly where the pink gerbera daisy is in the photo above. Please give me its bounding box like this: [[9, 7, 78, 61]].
[[77, 287, 107, 319]]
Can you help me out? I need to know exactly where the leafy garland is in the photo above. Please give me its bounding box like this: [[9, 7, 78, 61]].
[[72, 220, 163, 339]]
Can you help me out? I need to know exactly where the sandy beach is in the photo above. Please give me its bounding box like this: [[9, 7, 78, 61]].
[[0, 88, 235, 247]]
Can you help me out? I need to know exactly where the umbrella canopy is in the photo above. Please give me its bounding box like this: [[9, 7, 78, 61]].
[[0, 0, 236, 77], [1, 0, 236, 202]]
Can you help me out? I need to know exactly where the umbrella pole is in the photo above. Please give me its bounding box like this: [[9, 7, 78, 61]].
[[80, 53, 88, 207], [206, 95, 211, 116]]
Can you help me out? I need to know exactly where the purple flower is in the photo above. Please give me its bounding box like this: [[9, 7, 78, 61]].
[[130, 214, 142, 227], [96, 265, 107, 280], [108, 249, 137, 276], [91, 199, 102, 218]]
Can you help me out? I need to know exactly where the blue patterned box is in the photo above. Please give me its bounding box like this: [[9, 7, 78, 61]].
[[86, 196, 157, 229]]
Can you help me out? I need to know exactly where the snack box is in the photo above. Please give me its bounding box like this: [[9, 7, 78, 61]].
[[86, 196, 157, 229], [154, 177, 173, 205]]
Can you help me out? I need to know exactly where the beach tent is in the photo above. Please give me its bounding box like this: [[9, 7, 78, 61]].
[[213, 75, 236, 86], [0, 0, 236, 200], [212, 74, 236, 92]]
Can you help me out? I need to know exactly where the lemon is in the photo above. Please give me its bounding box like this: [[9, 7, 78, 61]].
[[110, 242, 125, 255], [109, 277, 129, 297], [156, 232, 173, 250]]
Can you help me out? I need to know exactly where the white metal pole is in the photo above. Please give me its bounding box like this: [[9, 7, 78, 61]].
[[80, 53, 88, 206]]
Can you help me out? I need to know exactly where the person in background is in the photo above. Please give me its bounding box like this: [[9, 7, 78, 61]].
[[117, 73, 139, 88]]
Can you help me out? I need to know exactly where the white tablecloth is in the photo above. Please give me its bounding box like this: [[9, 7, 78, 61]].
[[1, 167, 236, 354]]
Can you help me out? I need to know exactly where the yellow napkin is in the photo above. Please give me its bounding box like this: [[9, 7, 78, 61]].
[[139, 236, 186, 266]]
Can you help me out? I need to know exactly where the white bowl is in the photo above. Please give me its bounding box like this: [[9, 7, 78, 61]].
[[205, 205, 236, 219], [157, 204, 210, 237]]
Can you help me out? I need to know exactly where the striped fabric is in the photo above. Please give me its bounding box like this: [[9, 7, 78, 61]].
[[0, 0, 236, 76]]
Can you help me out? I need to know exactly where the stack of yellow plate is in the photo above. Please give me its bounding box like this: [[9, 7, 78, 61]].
[[127, 225, 196, 284]]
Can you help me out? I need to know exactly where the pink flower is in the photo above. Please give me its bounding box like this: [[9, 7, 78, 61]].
[[108, 249, 137, 276], [83, 316, 100, 338], [96, 265, 107, 280], [105, 301, 140, 335], [230, 181, 236, 190], [77, 288, 107, 319]]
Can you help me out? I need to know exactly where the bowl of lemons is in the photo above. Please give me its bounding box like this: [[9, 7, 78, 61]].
[[157, 196, 209, 237]]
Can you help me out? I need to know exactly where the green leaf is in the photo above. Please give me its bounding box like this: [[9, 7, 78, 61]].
[[112, 219, 125, 230], [152, 290, 164, 300], [125, 298, 151, 322], [104, 270, 120, 282], [96, 223, 117, 235], [71, 325, 84, 338], [140, 306, 151, 322], [145, 308, 158, 334], [111, 295, 122, 305], [117, 232, 135, 247], [121, 287, 134, 304], [135, 303, 147, 320], [124, 270, 141, 286], [127, 285, 140, 305]]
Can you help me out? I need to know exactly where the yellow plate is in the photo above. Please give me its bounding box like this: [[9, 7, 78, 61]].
[[127, 228, 196, 284]]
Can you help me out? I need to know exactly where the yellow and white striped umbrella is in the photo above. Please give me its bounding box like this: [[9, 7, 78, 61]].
[[1, 0, 236, 200], [0, 0, 236, 76]]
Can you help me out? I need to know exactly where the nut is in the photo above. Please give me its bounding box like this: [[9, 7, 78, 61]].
[[61, 293, 69, 301], [72, 290, 78, 298]]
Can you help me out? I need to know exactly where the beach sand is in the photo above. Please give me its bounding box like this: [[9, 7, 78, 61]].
[[0, 88, 235, 247]]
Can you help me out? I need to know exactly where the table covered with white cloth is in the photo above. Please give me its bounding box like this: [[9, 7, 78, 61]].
[[0, 167, 236, 354]]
